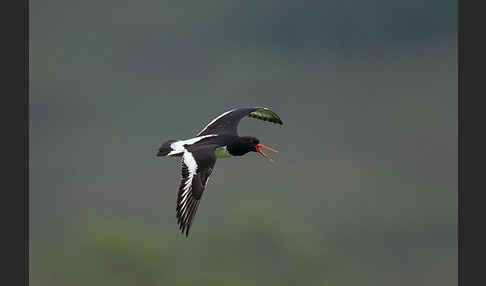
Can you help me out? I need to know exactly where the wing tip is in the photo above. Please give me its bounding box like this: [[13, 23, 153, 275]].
[[248, 111, 283, 125], [176, 195, 200, 238]]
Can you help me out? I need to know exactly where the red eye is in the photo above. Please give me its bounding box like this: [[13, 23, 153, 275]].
[[249, 139, 254, 143]]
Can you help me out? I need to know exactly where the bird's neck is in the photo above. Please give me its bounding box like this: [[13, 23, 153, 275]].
[[226, 139, 251, 156]]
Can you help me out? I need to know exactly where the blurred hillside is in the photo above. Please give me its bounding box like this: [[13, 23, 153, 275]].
[[30, 0, 457, 285]]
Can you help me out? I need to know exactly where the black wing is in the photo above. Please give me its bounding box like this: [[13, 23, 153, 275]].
[[176, 147, 216, 237], [197, 107, 283, 136]]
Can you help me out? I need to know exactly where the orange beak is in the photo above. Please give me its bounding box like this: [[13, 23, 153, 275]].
[[256, 143, 278, 162]]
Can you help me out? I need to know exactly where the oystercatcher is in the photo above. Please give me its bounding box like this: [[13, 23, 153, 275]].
[[156, 107, 283, 237]]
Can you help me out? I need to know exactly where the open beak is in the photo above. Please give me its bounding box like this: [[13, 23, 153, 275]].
[[256, 143, 278, 162]]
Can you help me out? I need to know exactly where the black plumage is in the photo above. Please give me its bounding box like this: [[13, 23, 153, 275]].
[[156, 107, 282, 237]]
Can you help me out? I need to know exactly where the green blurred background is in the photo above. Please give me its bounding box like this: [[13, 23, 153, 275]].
[[30, 0, 457, 285]]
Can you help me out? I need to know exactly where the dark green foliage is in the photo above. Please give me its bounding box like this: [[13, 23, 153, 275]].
[[33, 201, 328, 286]]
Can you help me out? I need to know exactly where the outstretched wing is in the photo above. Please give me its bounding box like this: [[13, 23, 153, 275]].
[[177, 148, 216, 237], [197, 107, 283, 136]]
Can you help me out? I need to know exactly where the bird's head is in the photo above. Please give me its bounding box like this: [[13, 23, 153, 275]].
[[229, 136, 278, 162]]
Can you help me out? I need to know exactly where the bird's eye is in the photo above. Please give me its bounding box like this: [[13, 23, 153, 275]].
[[249, 139, 254, 143]]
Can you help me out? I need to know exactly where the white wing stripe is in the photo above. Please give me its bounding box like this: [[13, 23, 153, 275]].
[[181, 186, 191, 198], [184, 152, 198, 176], [181, 202, 190, 218], [197, 108, 236, 136], [179, 151, 198, 215], [170, 135, 217, 153], [180, 193, 190, 205], [176, 135, 214, 213]]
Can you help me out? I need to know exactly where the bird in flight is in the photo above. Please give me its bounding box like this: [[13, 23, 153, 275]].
[[156, 107, 283, 237]]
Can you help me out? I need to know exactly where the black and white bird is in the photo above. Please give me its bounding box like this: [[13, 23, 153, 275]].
[[156, 107, 283, 237]]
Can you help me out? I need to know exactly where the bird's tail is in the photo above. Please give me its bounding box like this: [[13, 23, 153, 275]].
[[156, 140, 182, 157]]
